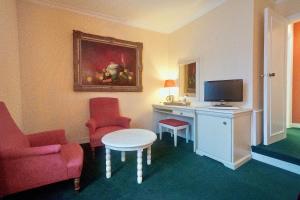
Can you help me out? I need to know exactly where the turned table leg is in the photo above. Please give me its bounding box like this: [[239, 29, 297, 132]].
[[137, 149, 143, 184], [121, 151, 126, 162], [105, 148, 111, 178], [147, 146, 151, 165]]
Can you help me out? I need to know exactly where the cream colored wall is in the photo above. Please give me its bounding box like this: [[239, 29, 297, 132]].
[[0, 0, 22, 127], [168, 0, 253, 107], [17, 1, 169, 142]]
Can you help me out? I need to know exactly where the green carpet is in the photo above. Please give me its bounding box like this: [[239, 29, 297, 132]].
[[5, 136, 300, 200], [252, 128, 300, 165]]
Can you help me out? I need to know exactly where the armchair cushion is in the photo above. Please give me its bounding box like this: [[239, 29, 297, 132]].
[[0, 102, 29, 150], [115, 116, 131, 128], [90, 126, 124, 147], [85, 118, 97, 134], [0, 145, 61, 160], [90, 97, 120, 127], [87, 98, 131, 148], [27, 129, 67, 146], [0, 102, 84, 197], [60, 143, 83, 178]]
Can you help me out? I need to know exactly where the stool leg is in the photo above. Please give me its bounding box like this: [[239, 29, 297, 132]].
[[159, 124, 162, 140], [185, 126, 189, 143], [174, 129, 177, 147], [170, 128, 173, 137]]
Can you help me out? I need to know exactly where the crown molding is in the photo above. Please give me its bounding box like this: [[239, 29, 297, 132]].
[[22, 0, 225, 34], [273, 0, 287, 4], [24, 0, 127, 23]]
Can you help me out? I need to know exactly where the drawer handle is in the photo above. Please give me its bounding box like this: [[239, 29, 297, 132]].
[[223, 122, 227, 125]]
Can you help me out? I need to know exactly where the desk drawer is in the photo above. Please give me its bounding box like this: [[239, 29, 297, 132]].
[[173, 110, 194, 117]]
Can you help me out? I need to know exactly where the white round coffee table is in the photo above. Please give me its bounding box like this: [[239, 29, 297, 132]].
[[101, 129, 157, 184]]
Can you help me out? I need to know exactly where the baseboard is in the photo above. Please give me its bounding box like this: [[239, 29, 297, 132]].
[[233, 155, 252, 169], [290, 123, 300, 128], [252, 152, 300, 175], [78, 137, 89, 144], [196, 150, 251, 170], [251, 109, 263, 146], [69, 137, 89, 144]]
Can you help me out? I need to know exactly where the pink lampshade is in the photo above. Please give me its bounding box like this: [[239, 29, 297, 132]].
[[164, 80, 176, 88]]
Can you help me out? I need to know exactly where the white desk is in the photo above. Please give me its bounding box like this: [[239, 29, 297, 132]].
[[153, 104, 197, 152], [152, 104, 252, 169]]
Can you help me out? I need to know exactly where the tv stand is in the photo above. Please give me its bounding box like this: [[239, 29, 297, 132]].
[[213, 102, 232, 107], [214, 104, 232, 107], [209, 106, 239, 110], [152, 104, 252, 169]]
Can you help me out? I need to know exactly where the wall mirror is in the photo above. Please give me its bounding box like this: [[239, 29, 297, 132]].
[[178, 58, 200, 101]]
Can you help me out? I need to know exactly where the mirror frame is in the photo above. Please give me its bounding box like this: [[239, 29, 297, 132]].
[[178, 58, 200, 101]]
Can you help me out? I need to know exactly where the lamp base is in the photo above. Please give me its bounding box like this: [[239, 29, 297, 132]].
[[166, 95, 174, 103]]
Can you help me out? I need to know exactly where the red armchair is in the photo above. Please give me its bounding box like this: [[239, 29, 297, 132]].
[[86, 97, 131, 154], [0, 102, 83, 197]]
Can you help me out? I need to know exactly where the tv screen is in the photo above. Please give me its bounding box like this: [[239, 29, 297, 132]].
[[204, 79, 243, 102]]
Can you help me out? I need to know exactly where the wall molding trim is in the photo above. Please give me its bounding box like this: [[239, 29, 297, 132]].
[[288, 12, 300, 23], [252, 152, 300, 175], [24, 0, 225, 34]]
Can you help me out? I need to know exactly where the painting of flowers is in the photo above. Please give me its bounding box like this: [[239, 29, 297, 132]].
[[73, 30, 143, 92], [184, 62, 196, 94]]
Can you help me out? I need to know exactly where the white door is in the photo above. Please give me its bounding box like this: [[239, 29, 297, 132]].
[[263, 8, 287, 145]]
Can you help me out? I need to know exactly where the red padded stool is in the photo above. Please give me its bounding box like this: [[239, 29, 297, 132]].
[[158, 118, 189, 147]]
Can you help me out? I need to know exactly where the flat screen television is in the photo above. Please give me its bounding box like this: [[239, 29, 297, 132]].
[[204, 79, 243, 102]]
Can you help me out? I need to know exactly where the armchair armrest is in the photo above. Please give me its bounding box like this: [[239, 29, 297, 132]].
[[116, 116, 131, 128], [86, 118, 97, 135], [27, 129, 67, 146], [0, 145, 62, 160]]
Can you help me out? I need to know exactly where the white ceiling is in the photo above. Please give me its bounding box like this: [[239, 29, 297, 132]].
[[28, 0, 225, 33]]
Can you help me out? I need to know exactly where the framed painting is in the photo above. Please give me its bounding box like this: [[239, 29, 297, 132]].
[[184, 62, 196, 94], [73, 30, 143, 92], [178, 58, 200, 100]]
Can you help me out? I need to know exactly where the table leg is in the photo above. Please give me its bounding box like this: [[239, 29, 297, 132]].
[[137, 149, 143, 184], [121, 151, 126, 162], [147, 147, 151, 165], [105, 148, 111, 178]]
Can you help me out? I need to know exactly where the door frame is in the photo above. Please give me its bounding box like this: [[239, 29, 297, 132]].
[[263, 8, 288, 145], [287, 15, 300, 128]]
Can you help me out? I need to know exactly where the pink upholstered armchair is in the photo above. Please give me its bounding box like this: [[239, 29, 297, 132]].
[[0, 102, 83, 197], [86, 97, 131, 154]]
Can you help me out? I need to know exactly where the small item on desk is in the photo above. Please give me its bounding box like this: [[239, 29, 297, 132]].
[[163, 101, 191, 106]]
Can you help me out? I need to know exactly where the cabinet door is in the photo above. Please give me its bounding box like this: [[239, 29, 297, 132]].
[[197, 114, 232, 161]]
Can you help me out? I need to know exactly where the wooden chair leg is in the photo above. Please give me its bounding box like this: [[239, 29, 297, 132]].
[[91, 146, 95, 158], [74, 178, 80, 191]]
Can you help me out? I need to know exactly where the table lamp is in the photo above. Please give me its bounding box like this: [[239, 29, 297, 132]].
[[164, 79, 176, 103]]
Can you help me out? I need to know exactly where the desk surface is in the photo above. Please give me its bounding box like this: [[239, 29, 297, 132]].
[[153, 104, 252, 114]]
